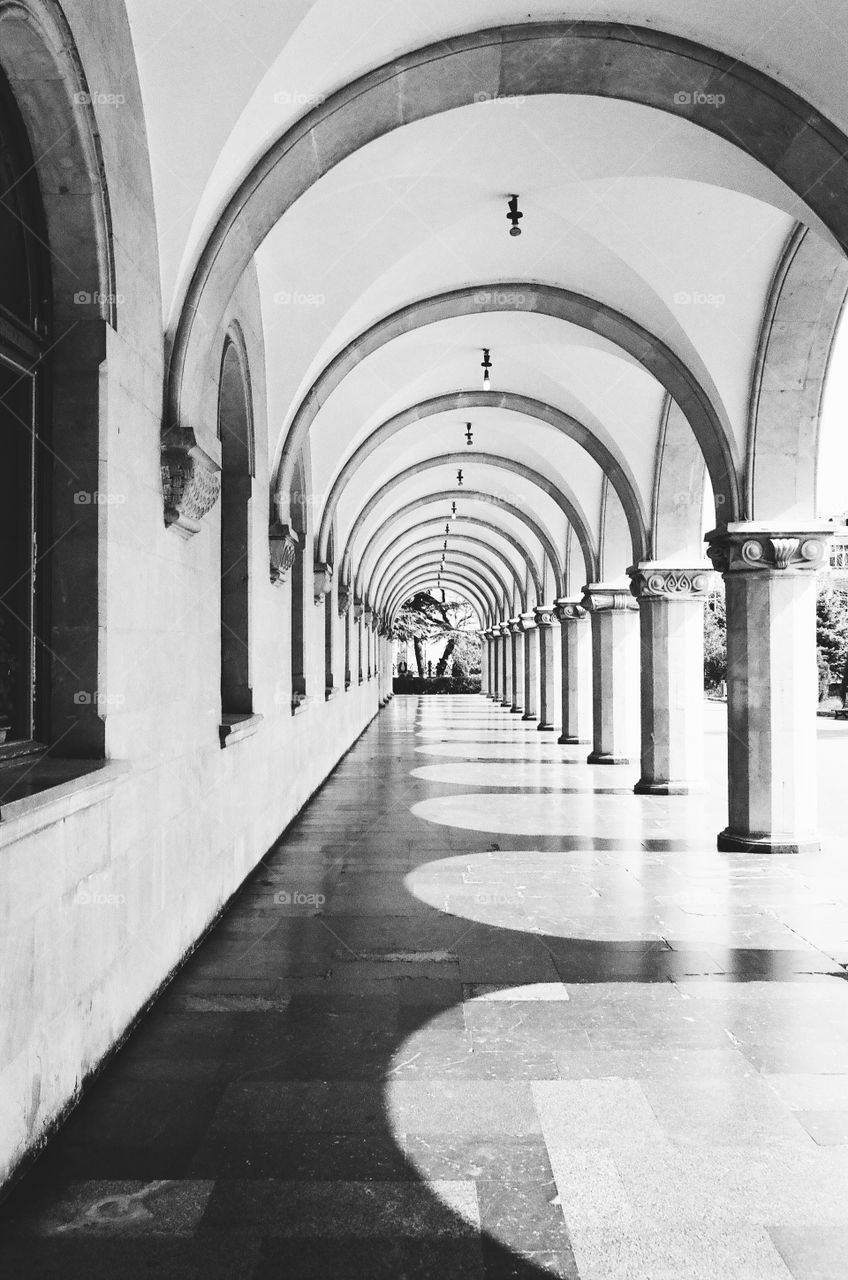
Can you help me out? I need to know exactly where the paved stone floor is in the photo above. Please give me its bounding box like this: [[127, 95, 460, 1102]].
[[3, 696, 848, 1278]]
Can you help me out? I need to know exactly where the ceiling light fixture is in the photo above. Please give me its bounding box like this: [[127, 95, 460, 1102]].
[[507, 194, 523, 236], [481, 348, 492, 391], [465, 422, 473, 446], [451, 501, 457, 516], [456, 469, 464, 486]]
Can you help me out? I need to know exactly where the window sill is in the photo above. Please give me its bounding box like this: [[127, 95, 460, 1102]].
[[219, 713, 263, 748], [0, 759, 131, 848]]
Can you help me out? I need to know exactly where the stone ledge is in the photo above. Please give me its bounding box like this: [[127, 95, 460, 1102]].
[[219, 713, 264, 748], [0, 761, 132, 849]]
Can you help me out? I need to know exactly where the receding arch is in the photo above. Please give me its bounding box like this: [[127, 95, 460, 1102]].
[[316, 390, 650, 565], [387, 571, 492, 628], [274, 284, 737, 523], [342, 455, 598, 588], [353, 491, 565, 600], [375, 546, 515, 618], [385, 560, 501, 622], [365, 516, 544, 603], [747, 223, 848, 522]]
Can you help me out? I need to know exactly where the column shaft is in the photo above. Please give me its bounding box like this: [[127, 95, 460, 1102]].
[[534, 608, 556, 731], [520, 614, 537, 721], [555, 600, 591, 744], [582, 586, 639, 764], [500, 626, 512, 707], [509, 622, 524, 713]]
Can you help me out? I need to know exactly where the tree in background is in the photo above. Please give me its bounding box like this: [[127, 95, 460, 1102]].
[[703, 588, 727, 689], [816, 585, 848, 702], [392, 591, 481, 677]]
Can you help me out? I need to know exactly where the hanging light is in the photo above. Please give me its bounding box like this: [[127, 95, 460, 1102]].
[[507, 194, 523, 237], [465, 421, 473, 446], [451, 501, 457, 516], [444, 522, 450, 534], [481, 348, 492, 391], [456, 468, 464, 486], [443, 539, 448, 550]]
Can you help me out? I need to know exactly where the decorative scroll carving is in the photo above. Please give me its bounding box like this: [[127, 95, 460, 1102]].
[[532, 606, 557, 627], [161, 437, 221, 538], [314, 561, 333, 604], [269, 523, 299, 585], [554, 597, 587, 622], [627, 566, 716, 601], [580, 585, 638, 613], [706, 527, 832, 575], [508, 618, 522, 635], [338, 585, 352, 617]]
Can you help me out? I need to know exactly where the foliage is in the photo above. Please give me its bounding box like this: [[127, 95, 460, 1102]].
[[393, 590, 482, 677], [703, 589, 726, 688], [816, 586, 848, 699], [393, 675, 481, 695]]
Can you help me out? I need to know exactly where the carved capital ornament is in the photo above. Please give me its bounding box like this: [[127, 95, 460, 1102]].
[[706, 526, 832, 576], [269, 523, 299, 585], [161, 436, 221, 538], [627, 565, 716, 601]]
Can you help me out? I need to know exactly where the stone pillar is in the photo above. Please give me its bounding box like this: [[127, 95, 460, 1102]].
[[554, 599, 591, 745], [499, 624, 512, 708], [354, 598, 364, 684], [490, 630, 500, 701], [519, 613, 537, 721], [480, 631, 489, 696], [508, 620, 524, 713], [364, 608, 374, 679], [627, 565, 715, 794], [533, 606, 557, 731], [581, 585, 640, 764], [707, 525, 831, 853]]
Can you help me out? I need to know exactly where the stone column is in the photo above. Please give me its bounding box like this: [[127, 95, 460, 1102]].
[[354, 598, 364, 684], [581, 585, 640, 764], [508, 620, 524, 713], [534, 606, 557, 731], [627, 565, 715, 794], [499, 623, 512, 708], [490, 630, 500, 701], [707, 525, 831, 853], [364, 608, 374, 679], [480, 631, 489, 696], [554, 599, 591, 745], [519, 613, 537, 721]]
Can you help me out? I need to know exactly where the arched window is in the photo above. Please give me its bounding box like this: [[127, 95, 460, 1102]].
[[0, 66, 48, 749], [218, 334, 255, 727], [289, 454, 308, 709]]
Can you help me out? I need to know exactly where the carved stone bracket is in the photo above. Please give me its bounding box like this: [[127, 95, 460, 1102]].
[[364, 607, 375, 632], [517, 612, 537, 633], [627, 564, 717, 601], [161, 435, 221, 538], [353, 597, 364, 623], [314, 561, 333, 604], [554, 597, 587, 623], [508, 618, 522, 635], [580, 584, 638, 614], [269, 523, 299, 585], [532, 605, 557, 628], [706, 525, 833, 575], [338, 584, 352, 617]]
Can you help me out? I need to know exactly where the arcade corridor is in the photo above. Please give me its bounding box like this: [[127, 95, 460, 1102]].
[[2, 696, 848, 1279]]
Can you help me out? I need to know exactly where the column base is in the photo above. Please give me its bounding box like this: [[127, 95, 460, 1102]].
[[522, 712, 537, 722], [537, 722, 555, 732], [559, 734, 589, 745], [717, 827, 820, 855], [587, 751, 632, 765], [510, 705, 523, 714], [635, 779, 700, 796], [500, 699, 512, 708]]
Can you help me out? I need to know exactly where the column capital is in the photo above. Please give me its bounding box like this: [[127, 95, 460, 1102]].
[[627, 563, 717, 601], [554, 596, 587, 623], [338, 584, 352, 616], [497, 622, 511, 636], [508, 618, 523, 635], [705, 524, 833, 575], [269, 522, 299, 586], [353, 597, 364, 622], [314, 561, 333, 604], [581, 584, 638, 613], [518, 611, 537, 632], [533, 605, 557, 628]]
